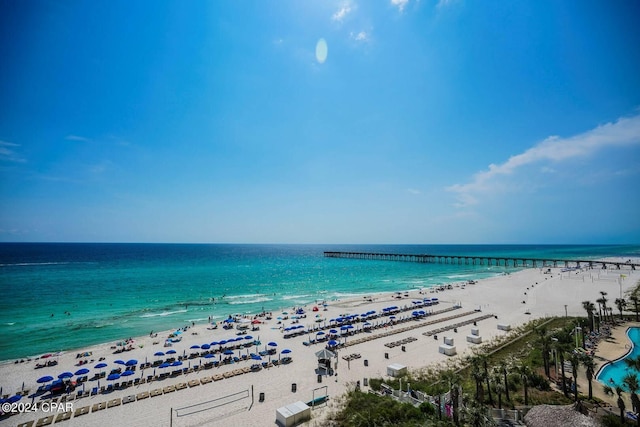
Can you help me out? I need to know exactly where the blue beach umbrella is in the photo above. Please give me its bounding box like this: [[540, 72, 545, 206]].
[[166, 349, 176, 355], [281, 349, 291, 354], [328, 340, 338, 347], [244, 335, 253, 341], [37, 376, 54, 384], [223, 349, 234, 355], [120, 370, 135, 377], [251, 355, 262, 361], [329, 329, 338, 334], [268, 342, 277, 348], [94, 363, 107, 369], [159, 362, 170, 369], [125, 359, 138, 366], [204, 353, 215, 359], [58, 372, 73, 379], [74, 368, 90, 376], [7, 394, 22, 403], [171, 361, 182, 367], [190, 345, 200, 349], [114, 359, 125, 365], [316, 331, 325, 336], [107, 373, 120, 381], [154, 351, 165, 357], [200, 344, 211, 350]]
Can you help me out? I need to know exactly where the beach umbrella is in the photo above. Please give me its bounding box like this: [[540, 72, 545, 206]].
[[251, 319, 261, 324], [166, 349, 176, 355], [316, 331, 325, 336], [120, 370, 134, 377], [200, 344, 211, 350], [204, 353, 215, 359], [251, 355, 262, 361], [107, 373, 120, 381], [125, 359, 138, 366], [329, 329, 338, 334], [210, 341, 219, 346], [154, 351, 165, 357], [74, 368, 90, 376], [37, 375, 54, 384], [171, 361, 182, 367], [114, 360, 126, 365], [218, 340, 227, 346], [159, 362, 170, 369], [281, 349, 291, 354], [223, 349, 234, 355], [328, 340, 338, 347], [268, 342, 277, 347], [94, 363, 107, 369], [244, 335, 253, 341], [7, 394, 22, 404], [58, 372, 73, 379], [190, 345, 200, 349]]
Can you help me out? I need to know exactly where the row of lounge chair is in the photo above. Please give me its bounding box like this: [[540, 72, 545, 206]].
[[341, 353, 361, 362], [384, 337, 417, 348], [422, 313, 495, 337], [341, 308, 480, 348], [303, 305, 463, 347], [14, 358, 294, 427]]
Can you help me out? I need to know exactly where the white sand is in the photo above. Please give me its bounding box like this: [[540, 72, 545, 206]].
[[1, 260, 638, 427]]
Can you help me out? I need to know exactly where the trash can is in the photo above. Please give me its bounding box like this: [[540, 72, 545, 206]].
[[291, 383, 297, 393], [317, 374, 322, 383], [384, 352, 389, 359], [364, 359, 368, 367], [259, 392, 265, 402], [401, 346, 406, 352]]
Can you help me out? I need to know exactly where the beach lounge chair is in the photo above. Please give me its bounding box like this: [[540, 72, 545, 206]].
[[136, 391, 149, 400], [74, 406, 90, 417], [35, 415, 54, 426], [107, 398, 121, 408]]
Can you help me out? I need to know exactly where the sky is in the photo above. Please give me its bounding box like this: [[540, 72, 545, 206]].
[[1, 0, 639, 244]]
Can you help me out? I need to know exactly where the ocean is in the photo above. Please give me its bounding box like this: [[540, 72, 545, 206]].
[[1, 243, 638, 362]]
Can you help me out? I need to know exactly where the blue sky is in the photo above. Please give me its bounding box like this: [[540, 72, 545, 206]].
[[1, 0, 639, 244]]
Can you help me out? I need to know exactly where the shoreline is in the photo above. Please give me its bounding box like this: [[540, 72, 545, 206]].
[[1, 258, 639, 426]]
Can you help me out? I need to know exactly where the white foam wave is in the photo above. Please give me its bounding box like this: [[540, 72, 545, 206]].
[[225, 293, 268, 300], [0, 262, 71, 267], [3, 322, 16, 326], [139, 309, 188, 318], [281, 294, 311, 300], [228, 297, 273, 305]]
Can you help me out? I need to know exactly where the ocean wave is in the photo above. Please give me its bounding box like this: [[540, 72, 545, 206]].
[[227, 297, 273, 305], [225, 293, 269, 300], [140, 309, 188, 318], [0, 262, 71, 267], [2, 322, 16, 326], [281, 294, 312, 300]]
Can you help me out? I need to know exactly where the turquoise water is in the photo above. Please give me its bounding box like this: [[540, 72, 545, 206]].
[[1, 243, 638, 362], [597, 327, 640, 389]]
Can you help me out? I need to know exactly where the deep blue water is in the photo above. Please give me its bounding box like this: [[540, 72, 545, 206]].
[[1, 243, 638, 361]]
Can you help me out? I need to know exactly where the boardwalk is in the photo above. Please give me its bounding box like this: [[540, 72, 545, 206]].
[[324, 251, 639, 270]]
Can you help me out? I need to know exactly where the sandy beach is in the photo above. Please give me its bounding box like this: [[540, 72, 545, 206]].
[[1, 260, 639, 427]]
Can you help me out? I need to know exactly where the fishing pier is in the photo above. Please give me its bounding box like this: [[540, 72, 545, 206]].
[[324, 251, 638, 270]]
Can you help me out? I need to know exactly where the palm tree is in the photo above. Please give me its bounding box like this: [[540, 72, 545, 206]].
[[582, 301, 595, 332], [568, 351, 581, 402], [623, 373, 640, 427], [615, 298, 627, 320], [470, 356, 486, 403], [630, 295, 640, 322], [536, 327, 552, 378], [478, 353, 493, 406], [625, 355, 640, 372], [460, 395, 492, 427], [498, 359, 510, 402], [514, 362, 532, 406], [598, 291, 609, 322], [442, 369, 462, 426], [616, 386, 626, 424], [553, 336, 571, 397], [581, 354, 596, 400], [491, 367, 505, 410]]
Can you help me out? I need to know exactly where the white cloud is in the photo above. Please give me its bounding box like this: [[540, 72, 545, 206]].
[[332, 3, 353, 22], [436, 0, 455, 8], [0, 141, 25, 163], [407, 188, 421, 195], [447, 113, 640, 207], [350, 31, 369, 42], [391, 0, 409, 12], [65, 135, 91, 142]]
